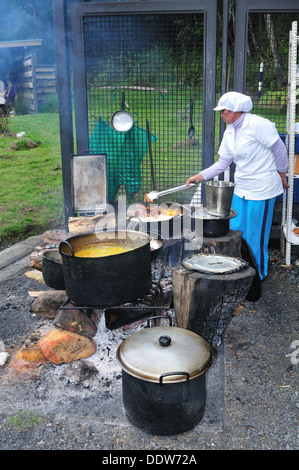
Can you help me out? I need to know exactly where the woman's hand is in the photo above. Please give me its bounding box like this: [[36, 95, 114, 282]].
[[185, 173, 204, 186], [278, 172, 289, 189]]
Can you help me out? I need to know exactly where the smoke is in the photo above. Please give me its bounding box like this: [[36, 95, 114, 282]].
[[0, 0, 55, 65]]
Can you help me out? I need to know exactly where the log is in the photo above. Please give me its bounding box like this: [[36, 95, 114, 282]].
[[29, 258, 42, 271], [43, 230, 70, 245], [189, 230, 242, 257], [68, 213, 116, 234], [172, 263, 255, 348]]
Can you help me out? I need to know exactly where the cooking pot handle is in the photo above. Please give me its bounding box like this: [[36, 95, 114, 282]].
[[159, 371, 190, 386], [59, 241, 75, 257], [147, 315, 172, 327]]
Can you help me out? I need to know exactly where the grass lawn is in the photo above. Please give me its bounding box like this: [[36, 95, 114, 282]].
[[0, 112, 63, 247]]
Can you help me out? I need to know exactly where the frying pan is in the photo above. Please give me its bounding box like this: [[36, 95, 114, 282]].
[[111, 92, 134, 132]]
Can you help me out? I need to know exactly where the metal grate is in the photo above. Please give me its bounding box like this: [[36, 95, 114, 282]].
[[83, 13, 204, 205]]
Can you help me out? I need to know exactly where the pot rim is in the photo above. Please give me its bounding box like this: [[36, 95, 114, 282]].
[[204, 180, 235, 188], [191, 208, 237, 221], [42, 249, 62, 264], [59, 229, 151, 258]]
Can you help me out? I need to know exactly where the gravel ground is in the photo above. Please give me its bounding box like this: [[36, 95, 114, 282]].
[[0, 242, 298, 451]]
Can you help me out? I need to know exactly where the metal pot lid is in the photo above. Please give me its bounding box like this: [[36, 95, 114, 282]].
[[117, 326, 213, 383], [191, 207, 237, 220], [182, 253, 248, 274]]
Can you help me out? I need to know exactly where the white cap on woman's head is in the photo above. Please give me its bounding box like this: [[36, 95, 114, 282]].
[[214, 92, 253, 112]]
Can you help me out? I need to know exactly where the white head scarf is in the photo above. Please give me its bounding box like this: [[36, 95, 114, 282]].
[[214, 92, 253, 113]]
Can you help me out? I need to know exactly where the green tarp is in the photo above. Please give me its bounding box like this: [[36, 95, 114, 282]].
[[89, 116, 157, 204]]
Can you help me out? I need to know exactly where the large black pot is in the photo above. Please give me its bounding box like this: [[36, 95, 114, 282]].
[[42, 250, 65, 290], [117, 316, 213, 435], [59, 230, 152, 307]]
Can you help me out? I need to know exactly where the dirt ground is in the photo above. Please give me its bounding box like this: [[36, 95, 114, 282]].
[[0, 240, 298, 451]]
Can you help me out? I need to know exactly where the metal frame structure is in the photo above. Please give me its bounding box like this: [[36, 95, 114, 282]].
[[53, 0, 217, 218], [53, 0, 299, 222], [282, 21, 299, 264]]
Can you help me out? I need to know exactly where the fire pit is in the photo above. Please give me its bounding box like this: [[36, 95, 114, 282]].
[[56, 238, 183, 331]]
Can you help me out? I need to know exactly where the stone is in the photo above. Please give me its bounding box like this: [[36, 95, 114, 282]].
[[63, 359, 98, 383], [54, 306, 99, 338], [9, 344, 48, 371], [29, 258, 43, 271], [38, 329, 97, 364], [11, 138, 39, 150], [24, 270, 45, 284], [32, 290, 68, 319], [0, 352, 9, 366]]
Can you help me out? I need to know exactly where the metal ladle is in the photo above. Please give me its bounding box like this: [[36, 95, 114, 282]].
[[147, 183, 196, 201], [188, 98, 195, 139]]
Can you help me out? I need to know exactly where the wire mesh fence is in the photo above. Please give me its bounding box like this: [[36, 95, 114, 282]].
[[245, 12, 299, 206], [79, 7, 299, 209], [83, 13, 204, 205]]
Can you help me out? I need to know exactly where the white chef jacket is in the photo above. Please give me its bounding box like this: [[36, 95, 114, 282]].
[[218, 113, 284, 200]]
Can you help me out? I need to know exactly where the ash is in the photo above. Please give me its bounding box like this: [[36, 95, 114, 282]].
[[89, 308, 176, 380], [53, 252, 176, 387]]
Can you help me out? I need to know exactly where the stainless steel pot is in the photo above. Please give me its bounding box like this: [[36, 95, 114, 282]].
[[59, 230, 152, 307], [117, 316, 213, 435], [205, 180, 234, 217]]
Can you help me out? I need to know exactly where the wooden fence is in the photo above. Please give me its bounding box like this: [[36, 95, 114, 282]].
[[16, 51, 56, 113]]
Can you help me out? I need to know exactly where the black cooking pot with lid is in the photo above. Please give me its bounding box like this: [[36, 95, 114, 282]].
[[116, 315, 213, 435]]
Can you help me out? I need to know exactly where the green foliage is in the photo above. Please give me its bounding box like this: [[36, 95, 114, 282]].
[[257, 90, 288, 113], [9, 411, 41, 430], [38, 93, 59, 113], [0, 104, 12, 133], [14, 96, 29, 116]]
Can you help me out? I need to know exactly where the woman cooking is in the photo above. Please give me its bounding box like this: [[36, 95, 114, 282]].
[[185, 91, 289, 281]]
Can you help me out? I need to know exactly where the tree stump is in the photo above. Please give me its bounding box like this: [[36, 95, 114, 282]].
[[172, 263, 255, 348], [185, 229, 242, 257]]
